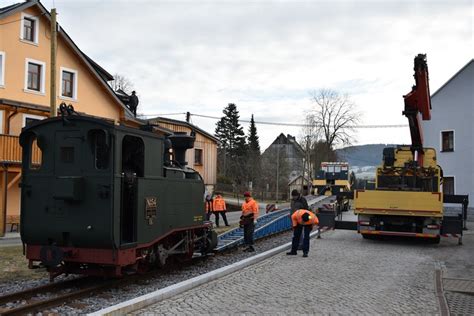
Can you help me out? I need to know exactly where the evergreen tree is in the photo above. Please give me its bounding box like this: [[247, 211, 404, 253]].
[[247, 114, 261, 188], [215, 103, 247, 157], [248, 114, 260, 153], [215, 103, 247, 183]]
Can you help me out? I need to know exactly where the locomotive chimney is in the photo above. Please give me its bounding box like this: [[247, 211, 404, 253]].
[[168, 131, 196, 167]]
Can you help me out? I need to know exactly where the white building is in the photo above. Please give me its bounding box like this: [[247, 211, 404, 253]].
[[421, 59, 474, 205]]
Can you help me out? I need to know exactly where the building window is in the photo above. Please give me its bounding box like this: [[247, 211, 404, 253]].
[[60, 68, 78, 100], [0, 52, 4, 87], [441, 130, 454, 152], [443, 176, 455, 195], [24, 59, 46, 94], [22, 114, 46, 128], [27, 63, 41, 91], [20, 14, 39, 44], [194, 148, 203, 165], [25, 117, 40, 127]]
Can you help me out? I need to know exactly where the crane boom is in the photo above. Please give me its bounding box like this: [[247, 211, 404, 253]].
[[402, 54, 432, 166]]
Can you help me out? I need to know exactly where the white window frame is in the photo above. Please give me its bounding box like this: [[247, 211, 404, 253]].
[[0, 51, 4, 87], [442, 175, 456, 195], [22, 113, 46, 128], [24, 58, 46, 95], [440, 129, 455, 153], [59, 67, 78, 101], [0, 111, 4, 134], [20, 13, 39, 45]]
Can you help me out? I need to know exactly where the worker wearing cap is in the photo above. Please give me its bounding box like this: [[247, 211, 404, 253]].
[[287, 209, 318, 257], [290, 189, 309, 214], [290, 189, 309, 249], [241, 191, 259, 252], [213, 194, 229, 227]]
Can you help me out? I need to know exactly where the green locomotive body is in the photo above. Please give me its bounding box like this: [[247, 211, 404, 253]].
[[20, 114, 216, 279]]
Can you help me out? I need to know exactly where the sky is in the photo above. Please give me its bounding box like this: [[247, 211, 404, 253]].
[[5, 0, 472, 150]]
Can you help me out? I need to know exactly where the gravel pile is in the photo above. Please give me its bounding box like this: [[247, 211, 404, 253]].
[[0, 231, 294, 315]]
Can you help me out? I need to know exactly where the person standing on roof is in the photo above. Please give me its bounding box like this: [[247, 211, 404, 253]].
[[241, 191, 259, 252], [128, 91, 139, 117], [212, 193, 229, 227], [205, 194, 214, 221], [287, 209, 318, 257]]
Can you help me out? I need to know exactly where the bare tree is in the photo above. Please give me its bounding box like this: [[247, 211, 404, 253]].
[[298, 114, 320, 191], [308, 89, 360, 159], [109, 73, 134, 94]]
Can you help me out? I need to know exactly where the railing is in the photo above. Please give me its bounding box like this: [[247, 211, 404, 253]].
[[0, 134, 41, 165]]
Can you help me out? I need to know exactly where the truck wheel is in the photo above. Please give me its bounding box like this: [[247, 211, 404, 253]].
[[361, 234, 375, 240], [428, 236, 441, 244]]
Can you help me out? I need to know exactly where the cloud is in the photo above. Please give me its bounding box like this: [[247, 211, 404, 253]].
[[32, 0, 474, 149]]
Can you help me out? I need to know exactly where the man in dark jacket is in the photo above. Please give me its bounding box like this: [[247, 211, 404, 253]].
[[290, 189, 308, 214], [290, 189, 309, 249], [129, 91, 139, 117]]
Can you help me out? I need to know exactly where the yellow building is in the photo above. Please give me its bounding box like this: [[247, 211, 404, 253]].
[[0, 0, 135, 235]]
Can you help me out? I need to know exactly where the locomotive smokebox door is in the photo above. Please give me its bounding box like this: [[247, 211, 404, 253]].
[[145, 197, 157, 225]]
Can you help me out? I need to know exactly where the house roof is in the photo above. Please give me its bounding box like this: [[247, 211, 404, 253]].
[[267, 133, 305, 155], [431, 59, 474, 99], [0, 0, 133, 119], [288, 174, 310, 185], [148, 116, 219, 143]]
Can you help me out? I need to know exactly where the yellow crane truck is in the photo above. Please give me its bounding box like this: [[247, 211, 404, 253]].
[[349, 54, 467, 244]]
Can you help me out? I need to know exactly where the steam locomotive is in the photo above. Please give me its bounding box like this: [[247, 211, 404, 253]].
[[20, 111, 216, 279]]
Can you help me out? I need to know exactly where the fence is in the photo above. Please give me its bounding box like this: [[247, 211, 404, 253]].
[[0, 134, 41, 165]]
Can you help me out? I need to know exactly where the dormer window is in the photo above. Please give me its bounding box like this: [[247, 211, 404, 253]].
[[20, 13, 39, 44]]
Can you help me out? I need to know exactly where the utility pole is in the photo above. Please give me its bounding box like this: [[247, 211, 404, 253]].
[[50, 8, 57, 117], [276, 138, 280, 203]]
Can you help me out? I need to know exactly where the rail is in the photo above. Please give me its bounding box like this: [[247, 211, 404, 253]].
[[0, 134, 41, 165]]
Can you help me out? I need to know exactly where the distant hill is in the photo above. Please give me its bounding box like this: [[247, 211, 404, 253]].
[[336, 144, 399, 167]]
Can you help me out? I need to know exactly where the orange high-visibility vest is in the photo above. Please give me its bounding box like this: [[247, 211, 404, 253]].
[[291, 209, 318, 227], [242, 198, 259, 219], [213, 196, 227, 212]]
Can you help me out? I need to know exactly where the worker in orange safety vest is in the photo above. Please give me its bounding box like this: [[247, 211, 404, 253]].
[[241, 191, 259, 252], [212, 194, 229, 227], [204, 195, 213, 221], [287, 209, 318, 257]]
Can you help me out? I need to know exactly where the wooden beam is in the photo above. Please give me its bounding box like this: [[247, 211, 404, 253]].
[[0, 165, 7, 237], [7, 172, 21, 190], [6, 109, 19, 135]]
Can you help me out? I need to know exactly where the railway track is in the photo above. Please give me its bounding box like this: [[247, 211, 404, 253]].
[[0, 196, 335, 315], [0, 277, 119, 315]]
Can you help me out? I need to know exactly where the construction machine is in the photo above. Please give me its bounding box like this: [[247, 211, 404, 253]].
[[313, 162, 353, 196], [351, 54, 466, 244]]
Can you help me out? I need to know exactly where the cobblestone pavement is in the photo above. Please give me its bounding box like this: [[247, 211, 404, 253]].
[[135, 226, 474, 315]]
